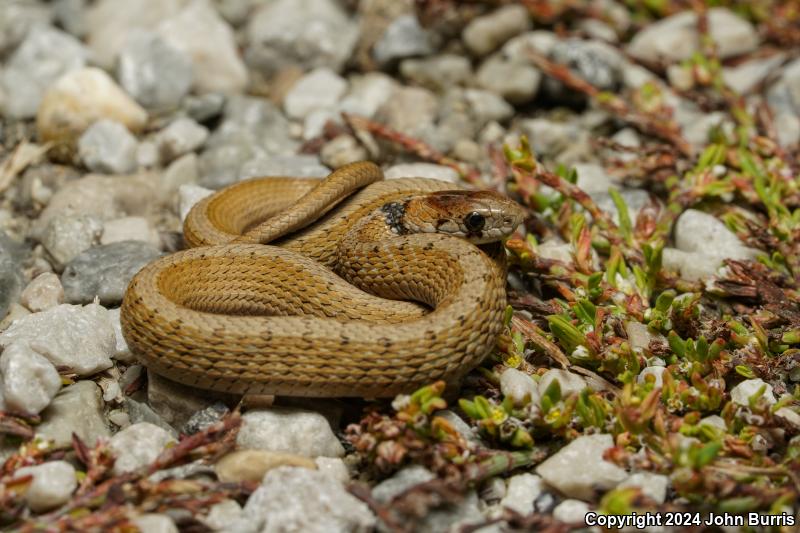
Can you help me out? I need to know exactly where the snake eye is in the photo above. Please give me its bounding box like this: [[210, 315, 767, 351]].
[[464, 211, 485, 232]]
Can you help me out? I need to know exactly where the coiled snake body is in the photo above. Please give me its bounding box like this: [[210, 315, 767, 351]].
[[120, 162, 525, 397]]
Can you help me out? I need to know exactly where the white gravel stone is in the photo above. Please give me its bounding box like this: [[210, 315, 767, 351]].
[[157, 0, 247, 94], [203, 500, 245, 531], [117, 30, 193, 110], [628, 8, 758, 63], [319, 135, 367, 169], [14, 461, 77, 512], [500, 368, 538, 406], [41, 214, 104, 269], [553, 499, 591, 523], [700, 415, 727, 432], [0, 303, 115, 376], [536, 434, 628, 500], [339, 72, 397, 120], [538, 369, 588, 400], [37, 380, 110, 447], [730, 378, 776, 407], [0, 342, 61, 415], [178, 184, 214, 223], [500, 473, 545, 515], [476, 54, 542, 104], [237, 408, 344, 458], [78, 119, 139, 174], [314, 457, 350, 484], [21, 273, 64, 312], [574, 163, 615, 194], [100, 217, 160, 247], [109, 422, 177, 474], [637, 366, 667, 388], [0, 26, 89, 119], [132, 513, 179, 533], [625, 321, 664, 354], [385, 163, 460, 183], [373, 14, 436, 66], [244, 466, 375, 533], [246, 0, 358, 74], [154, 118, 209, 163], [463, 4, 531, 57], [284, 68, 348, 120], [618, 472, 669, 504], [37, 67, 148, 152]]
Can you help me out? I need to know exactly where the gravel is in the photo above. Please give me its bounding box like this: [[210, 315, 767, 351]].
[[237, 408, 345, 458]]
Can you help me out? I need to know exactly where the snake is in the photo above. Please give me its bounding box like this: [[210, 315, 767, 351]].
[[120, 161, 526, 398]]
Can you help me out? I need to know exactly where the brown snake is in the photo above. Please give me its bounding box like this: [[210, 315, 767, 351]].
[[120, 161, 526, 397]]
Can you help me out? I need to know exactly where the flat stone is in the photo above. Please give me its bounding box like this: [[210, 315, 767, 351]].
[[500, 473, 545, 515], [373, 14, 436, 66], [109, 422, 177, 474], [215, 449, 317, 483], [339, 72, 397, 119], [0, 342, 61, 415], [314, 456, 350, 484], [462, 5, 531, 57], [61, 241, 162, 306], [0, 303, 115, 376], [243, 466, 375, 532], [730, 378, 776, 407], [538, 369, 587, 400], [21, 273, 64, 312], [78, 119, 139, 174], [237, 408, 344, 458], [117, 30, 193, 110], [154, 118, 209, 163], [618, 472, 669, 504], [400, 54, 472, 93], [284, 68, 348, 120], [476, 54, 541, 104], [100, 217, 160, 247], [500, 368, 538, 406], [13, 461, 77, 512], [536, 434, 628, 500], [37, 380, 110, 447], [552, 499, 591, 524], [40, 214, 104, 270]]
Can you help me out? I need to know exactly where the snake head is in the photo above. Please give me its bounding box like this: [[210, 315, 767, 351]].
[[399, 190, 527, 244]]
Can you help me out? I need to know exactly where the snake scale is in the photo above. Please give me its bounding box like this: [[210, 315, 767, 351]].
[[120, 161, 526, 397]]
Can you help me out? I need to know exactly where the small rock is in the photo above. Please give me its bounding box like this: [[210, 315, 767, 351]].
[[625, 321, 665, 354], [500, 473, 545, 515], [146, 370, 218, 429], [178, 184, 214, 222], [627, 8, 758, 63], [730, 378, 776, 407], [37, 380, 110, 447], [106, 307, 133, 362], [237, 408, 344, 458], [109, 422, 177, 474], [538, 369, 587, 400], [543, 39, 622, 102], [0, 26, 89, 119], [384, 163, 459, 183], [517, 118, 588, 159], [0, 342, 61, 415], [78, 119, 139, 174], [500, 368, 538, 406], [722, 54, 785, 95], [775, 407, 800, 430], [373, 465, 435, 502], [184, 92, 226, 123], [216, 449, 317, 483], [136, 142, 160, 168], [0, 303, 115, 376], [246, 0, 358, 74], [314, 457, 350, 484], [637, 366, 667, 388], [14, 461, 77, 512], [154, 118, 209, 163], [552, 499, 591, 523], [284, 68, 348, 120], [162, 153, 200, 197], [618, 472, 669, 504], [158, 0, 247, 94], [462, 5, 531, 57], [182, 402, 229, 435], [319, 135, 368, 169], [239, 155, 329, 182], [373, 14, 436, 66], [661, 248, 724, 282], [202, 500, 245, 531], [0, 1, 51, 55], [376, 85, 438, 138], [125, 397, 178, 436], [476, 54, 542, 105], [339, 72, 397, 120], [573, 163, 615, 195], [700, 415, 727, 432], [131, 514, 179, 533], [61, 241, 162, 306], [480, 477, 507, 503], [40, 214, 104, 270], [673, 209, 757, 267], [766, 58, 800, 148], [592, 188, 652, 225], [117, 30, 193, 110], [434, 409, 483, 448], [21, 273, 64, 312], [244, 466, 375, 532], [400, 54, 472, 92], [36, 67, 148, 161], [53, 0, 88, 38], [100, 217, 160, 247], [536, 434, 628, 500], [0, 234, 28, 320]]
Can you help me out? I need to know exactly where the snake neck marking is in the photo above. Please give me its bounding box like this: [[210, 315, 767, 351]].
[[380, 201, 409, 235]]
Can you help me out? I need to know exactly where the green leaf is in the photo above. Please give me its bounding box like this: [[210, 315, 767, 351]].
[[609, 188, 633, 245]]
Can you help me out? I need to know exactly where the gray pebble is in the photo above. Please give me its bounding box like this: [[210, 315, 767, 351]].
[[0, 232, 29, 319], [37, 380, 110, 448], [78, 119, 138, 174], [400, 54, 472, 93], [373, 14, 436, 67]]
